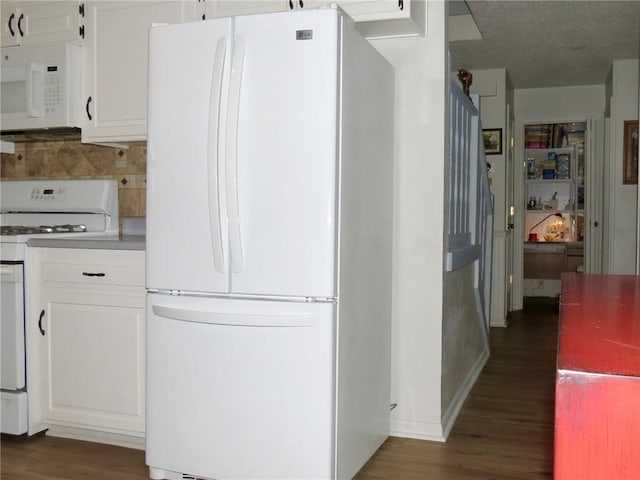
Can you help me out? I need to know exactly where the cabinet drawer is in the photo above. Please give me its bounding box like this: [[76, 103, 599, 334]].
[[35, 248, 145, 288], [42, 261, 144, 287]]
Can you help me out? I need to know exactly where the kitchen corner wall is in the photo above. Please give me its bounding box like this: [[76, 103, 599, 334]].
[[0, 140, 146, 220]]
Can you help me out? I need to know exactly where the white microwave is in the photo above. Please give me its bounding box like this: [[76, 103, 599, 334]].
[[1, 43, 82, 131]]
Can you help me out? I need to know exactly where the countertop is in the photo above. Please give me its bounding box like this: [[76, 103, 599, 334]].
[[558, 273, 640, 376], [524, 241, 584, 252], [28, 234, 145, 251]]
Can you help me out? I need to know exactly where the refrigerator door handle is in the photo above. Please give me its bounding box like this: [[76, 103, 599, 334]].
[[152, 304, 315, 327], [226, 35, 246, 273], [208, 36, 228, 273]]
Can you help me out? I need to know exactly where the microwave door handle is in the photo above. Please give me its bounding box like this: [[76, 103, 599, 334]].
[[25, 62, 44, 117]]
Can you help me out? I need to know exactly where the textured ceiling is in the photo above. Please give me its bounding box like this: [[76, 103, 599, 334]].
[[449, 0, 640, 89]]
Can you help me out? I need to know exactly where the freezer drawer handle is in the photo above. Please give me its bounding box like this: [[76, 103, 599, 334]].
[[82, 271, 105, 277], [152, 304, 315, 327]]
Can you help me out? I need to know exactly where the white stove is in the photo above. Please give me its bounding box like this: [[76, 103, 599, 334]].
[[0, 179, 118, 261], [0, 179, 118, 435]]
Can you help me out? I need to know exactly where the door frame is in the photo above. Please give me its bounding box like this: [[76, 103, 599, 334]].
[[513, 117, 600, 308]]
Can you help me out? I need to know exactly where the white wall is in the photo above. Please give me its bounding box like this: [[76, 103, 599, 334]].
[[515, 85, 606, 122], [607, 59, 639, 274], [370, 0, 449, 441]]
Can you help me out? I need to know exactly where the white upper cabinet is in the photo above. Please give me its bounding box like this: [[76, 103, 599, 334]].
[[206, 0, 425, 38], [1, 1, 82, 47], [341, 0, 426, 38], [81, 1, 198, 144], [208, 0, 287, 18]]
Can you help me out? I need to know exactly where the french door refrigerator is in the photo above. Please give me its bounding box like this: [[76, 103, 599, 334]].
[[145, 7, 393, 480]]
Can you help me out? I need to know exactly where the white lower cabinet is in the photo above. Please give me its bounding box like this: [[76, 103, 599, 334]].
[[27, 248, 145, 445]]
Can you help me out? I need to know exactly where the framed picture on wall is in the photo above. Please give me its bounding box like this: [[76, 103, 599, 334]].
[[482, 128, 502, 155], [623, 120, 639, 185]]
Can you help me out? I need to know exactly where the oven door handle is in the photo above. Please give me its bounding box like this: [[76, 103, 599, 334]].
[[38, 309, 46, 336]]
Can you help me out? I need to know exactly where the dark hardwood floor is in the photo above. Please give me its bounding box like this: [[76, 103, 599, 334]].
[[355, 298, 558, 480], [1, 299, 558, 480]]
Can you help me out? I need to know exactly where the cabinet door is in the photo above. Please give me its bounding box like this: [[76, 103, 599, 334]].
[[1, 2, 81, 47], [20, 2, 81, 46], [82, 1, 196, 143], [39, 299, 145, 435]]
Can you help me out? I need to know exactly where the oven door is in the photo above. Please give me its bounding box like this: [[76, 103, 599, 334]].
[[1, 262, 26, 391]]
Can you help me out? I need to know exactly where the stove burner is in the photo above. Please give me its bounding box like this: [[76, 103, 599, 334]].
[[0, 224, 88, 236]]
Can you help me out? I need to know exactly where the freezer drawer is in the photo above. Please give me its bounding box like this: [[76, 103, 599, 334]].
[[146, 293, 336, 480]]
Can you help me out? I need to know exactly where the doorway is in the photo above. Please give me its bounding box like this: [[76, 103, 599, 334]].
[[515, 119, 604, 302]]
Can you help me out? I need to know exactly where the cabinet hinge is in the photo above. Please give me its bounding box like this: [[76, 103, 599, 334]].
[[79, 24, 85, 39], [79, 3, 85, 17]]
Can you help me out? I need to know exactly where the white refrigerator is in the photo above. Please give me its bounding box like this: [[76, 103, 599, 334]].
[[145, 7, 394, 480]]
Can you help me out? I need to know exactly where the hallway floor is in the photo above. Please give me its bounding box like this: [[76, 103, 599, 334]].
[[356, 298, 558, 479]]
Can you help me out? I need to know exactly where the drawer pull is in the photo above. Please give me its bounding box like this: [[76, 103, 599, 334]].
[[82, 271, 106, 277]]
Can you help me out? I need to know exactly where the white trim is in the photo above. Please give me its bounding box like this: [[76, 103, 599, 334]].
[[390, 419, 446, 442], [45, 424, 145, 450], [390, 347, 490, 442], [441, 347, 490, 440], [491, 232, 508, 327]]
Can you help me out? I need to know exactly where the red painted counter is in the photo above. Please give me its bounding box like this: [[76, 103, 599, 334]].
[[555, 273, 640, 480]]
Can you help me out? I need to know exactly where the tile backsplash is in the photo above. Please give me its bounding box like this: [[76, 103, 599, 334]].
[[1, 140, 147, 219]]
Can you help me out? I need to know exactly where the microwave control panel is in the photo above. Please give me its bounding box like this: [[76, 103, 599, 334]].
[[44, 66, 62, 115]]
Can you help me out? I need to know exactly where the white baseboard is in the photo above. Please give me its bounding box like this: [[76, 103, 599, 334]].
[[390, 419, 446, 442], [441, 347, 489, 440], [46, 424, 145, 450], [390, 348, 490, 443], [491, 317, 508, 327]]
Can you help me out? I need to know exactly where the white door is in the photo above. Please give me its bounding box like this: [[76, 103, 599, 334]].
[[146, 293, 335, 479], [146, 18, 232, 294], [586, 117, 605, 273], [230, 10, 339, 298]]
